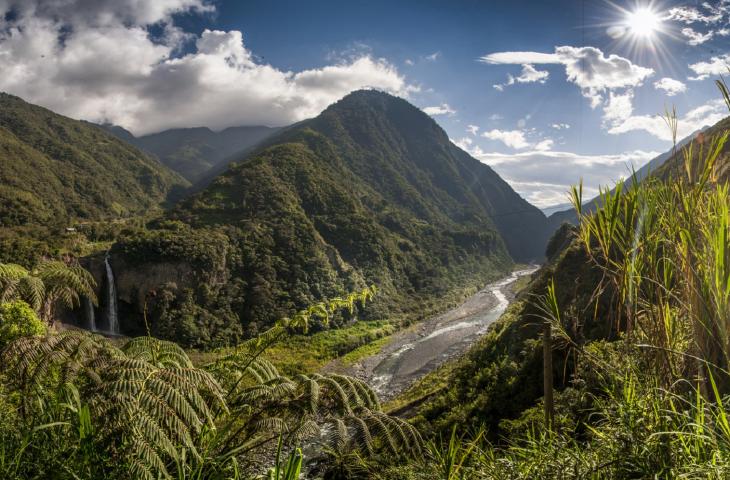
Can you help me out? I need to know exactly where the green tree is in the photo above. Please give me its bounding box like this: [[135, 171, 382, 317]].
[[0, 260, 96, 323], [0, 300, 46, 348]]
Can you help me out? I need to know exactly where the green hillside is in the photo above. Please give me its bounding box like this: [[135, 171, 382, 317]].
[[0, 93, 187, 228], [103, 124, 279, 182], [113, 90, 553, 346]]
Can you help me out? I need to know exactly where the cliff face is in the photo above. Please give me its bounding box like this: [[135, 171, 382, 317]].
[[113, 259, 196, 311]]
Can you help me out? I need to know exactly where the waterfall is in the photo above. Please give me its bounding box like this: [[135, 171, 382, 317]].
[[83, 295, 96, 331], [104, 253, 119, 334]]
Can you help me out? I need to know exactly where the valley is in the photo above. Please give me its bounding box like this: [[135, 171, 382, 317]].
[[1, 16, 730, 475], [335, 266, 538, 400]]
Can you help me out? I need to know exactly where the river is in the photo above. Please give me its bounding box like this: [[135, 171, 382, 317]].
[[342, 266, 539, 400]]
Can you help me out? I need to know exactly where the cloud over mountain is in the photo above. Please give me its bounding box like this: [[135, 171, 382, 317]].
[[455, 144, 659, 207], [0, 0, 415, 134]]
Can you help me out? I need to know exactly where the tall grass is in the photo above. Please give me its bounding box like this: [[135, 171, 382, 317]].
[[409, 78, 730, 479]]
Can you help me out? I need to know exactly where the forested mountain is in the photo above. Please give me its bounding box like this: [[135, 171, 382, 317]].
[[112, 90, 554, 345], [103, 124, 279, 182], [0, 93, 187, 228]]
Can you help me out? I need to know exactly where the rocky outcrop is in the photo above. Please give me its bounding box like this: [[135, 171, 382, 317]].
[[112, 257, 196, 312]]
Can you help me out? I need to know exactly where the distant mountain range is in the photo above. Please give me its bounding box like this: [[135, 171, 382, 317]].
[[541, 203, 573, 217], [0, 93, 187, 228], [101, 124, 279, 183]]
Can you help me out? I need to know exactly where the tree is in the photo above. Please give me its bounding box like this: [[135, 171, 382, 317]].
[[0, 300, 46, 348], [0, 260, 96, 323]]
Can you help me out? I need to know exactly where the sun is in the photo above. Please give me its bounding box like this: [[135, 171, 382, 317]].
[[626, 7, 662, 38]]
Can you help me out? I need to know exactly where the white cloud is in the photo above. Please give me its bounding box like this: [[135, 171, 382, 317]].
[[488, 114, 503, 121], [493, 64, 549, 90], [480, 127, 554, 151], [533, 139, 554, 151], [666, 3, 730, 46], [404, 58, 414, 66], [454, 137, 473, 148], [602, 91, 634, 124], [551, 123, 570, 130], [667, 5, 725, 25], [466, 124, 479, 135], [481, 51, 561, 65], [606, 25, 628, 39], [467, 148, 659, 207], [681, 27, 714, 45], [607, 99, 727, 141], [422, 103, 455, 116], [0, 1, 416, 135], [653, 77, 687, 96], [689, 54, 730, 78], [481, 129, 530, 149], [482, 46, 653, 107], [555, 46, 653, 106], [425, 51, 441, 61]]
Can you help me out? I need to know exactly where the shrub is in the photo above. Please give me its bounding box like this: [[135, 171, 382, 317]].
[[0, 300, 46, 348]]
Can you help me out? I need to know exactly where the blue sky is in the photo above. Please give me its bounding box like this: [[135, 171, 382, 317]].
[[1, 0, 729, 207]]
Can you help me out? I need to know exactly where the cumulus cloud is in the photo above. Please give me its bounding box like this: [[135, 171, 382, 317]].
[[607, 99, 727, 141], [422, 103, 455, 116], [602, 91, 634, 124], [492, 64, 549, 91], [653, 77, 687, 96], [689, 54, 730, 80], [667, 4, 725, 24], [481, 129, 531, 149], [466, 124, 479, 135], [681, 27, 714, 45], [0, 0, 416, 134], [533, 139, 554, 151], [666, 2, 730, 46], [482, 46, 653, 107], [480, 128, 554, 151]]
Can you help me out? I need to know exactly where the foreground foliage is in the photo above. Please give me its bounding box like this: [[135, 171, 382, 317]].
[[0, 287, 423, 479], [389, 79, 730, 479]]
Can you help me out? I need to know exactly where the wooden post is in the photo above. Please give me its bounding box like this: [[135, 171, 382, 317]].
[[543, 322, 554, 431]]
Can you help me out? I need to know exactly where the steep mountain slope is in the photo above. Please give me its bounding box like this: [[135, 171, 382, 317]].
[[113, 90, 554, 345], [0, 93, 187, 228], [302, 91, 552, 262], [103, 124, 279, 182], [653, 117, 730, 182]]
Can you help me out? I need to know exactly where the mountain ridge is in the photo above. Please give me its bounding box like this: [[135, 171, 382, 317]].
[[101, 123, 280, 182], [112, 89, 555, 345], [0, 92, 187, 228]]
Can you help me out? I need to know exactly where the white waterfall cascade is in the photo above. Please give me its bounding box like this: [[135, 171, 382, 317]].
[[104, 253, 119, 334], [83, 295, 97, 331]]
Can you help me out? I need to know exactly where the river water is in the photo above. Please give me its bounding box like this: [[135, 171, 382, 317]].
[[351, 267, 538, 400]]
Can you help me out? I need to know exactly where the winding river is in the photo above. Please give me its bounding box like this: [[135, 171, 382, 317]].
[[347, 266, 538, 400]]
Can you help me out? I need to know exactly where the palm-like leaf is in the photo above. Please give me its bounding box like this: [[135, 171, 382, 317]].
[[0, 260, 97, 322]]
